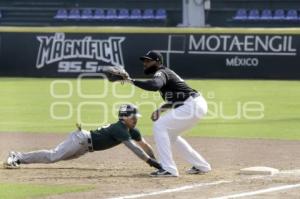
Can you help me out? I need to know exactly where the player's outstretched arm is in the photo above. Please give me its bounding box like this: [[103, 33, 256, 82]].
[[130, 78, 164, 91], [123, 140, 162, 170], [136, 138, 156, 159]]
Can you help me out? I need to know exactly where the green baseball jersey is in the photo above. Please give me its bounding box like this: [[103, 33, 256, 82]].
[[90, 120, 142, 151]]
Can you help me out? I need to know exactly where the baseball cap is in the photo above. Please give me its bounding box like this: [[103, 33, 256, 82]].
[[139, 51, 163, 64], [118, 104, 141, 118]]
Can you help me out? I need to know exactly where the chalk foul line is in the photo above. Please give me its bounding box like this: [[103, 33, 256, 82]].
[[107, 180, 232, 199]]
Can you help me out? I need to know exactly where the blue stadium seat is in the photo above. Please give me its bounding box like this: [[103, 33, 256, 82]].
[[248, 9, 260, 20], [233, 9, 247, 20], [155, 8, 167, 20], [273, 9, 285, 20], [106, 8, 117, 20], [54, 8, 68, 19], [260, 9, 272, 20], [81, 8, 93, 19], [94, 8, 105, 20], [118, 8, 129, 20], [286, 9, 298, 21], [143, 9, 155, 20], [68, 8, 80, 19], [130, 9, 142, 20]]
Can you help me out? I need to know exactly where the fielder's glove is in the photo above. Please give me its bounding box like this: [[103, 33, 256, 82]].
[[100, 67, 130, 82], [146, 158, 162, 170]]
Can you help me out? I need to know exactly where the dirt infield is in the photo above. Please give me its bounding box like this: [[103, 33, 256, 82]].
[[1, 133, 300, 199]]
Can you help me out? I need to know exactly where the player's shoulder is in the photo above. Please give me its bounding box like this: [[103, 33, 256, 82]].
[[130, 127, 141, 134], [130, 128, 142, 141], [111, 121, 127, 133], [154, 66, 168, 78]]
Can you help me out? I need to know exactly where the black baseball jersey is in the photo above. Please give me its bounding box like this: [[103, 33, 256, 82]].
[[90, 121, 142, 151], [154, 67, 197, 103], [133, 66, 197, 106]]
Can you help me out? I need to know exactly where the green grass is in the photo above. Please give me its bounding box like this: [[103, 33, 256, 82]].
[[0, 78, 300, 140], [0, 183, 93, 199]]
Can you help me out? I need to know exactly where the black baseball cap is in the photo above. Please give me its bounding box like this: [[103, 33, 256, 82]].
[[118, 104, 141, 118], [140, 51, 163, 64]]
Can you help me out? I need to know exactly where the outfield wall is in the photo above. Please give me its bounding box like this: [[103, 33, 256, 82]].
[[0, 27, 300, 79]]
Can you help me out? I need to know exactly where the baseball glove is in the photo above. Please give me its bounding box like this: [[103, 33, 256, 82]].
[[100, 67, 130, 82]]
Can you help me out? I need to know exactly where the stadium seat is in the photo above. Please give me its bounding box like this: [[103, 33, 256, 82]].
[[68, 8, 80, 19], [106, 8, 117, 20], [273, 9, 285, 20], [143, 9, 155, 20], [155, 8, 167, 20], [130, 9, 142, 20], [118, 8, 129, 20], [81, 8, 93, 19], [286, 9, 298, 21], [54, 9, 68, 19], [260, 9, 272, 20], [233, 9, 247, 20], [94, 8, 105, 20], [248, 9, 260, 20]]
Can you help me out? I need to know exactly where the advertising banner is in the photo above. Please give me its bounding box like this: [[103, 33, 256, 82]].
[[0, 30, 300, 79]]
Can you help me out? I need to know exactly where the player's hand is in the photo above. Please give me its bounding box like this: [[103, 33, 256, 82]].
[[120, 76, 134, 85], [146, 158, 162, 169], [151, 109, 160, 121]]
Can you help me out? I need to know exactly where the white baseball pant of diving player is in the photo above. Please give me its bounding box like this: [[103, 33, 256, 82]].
[[14, 130, 91, 164], [153, 95, 211, 176]]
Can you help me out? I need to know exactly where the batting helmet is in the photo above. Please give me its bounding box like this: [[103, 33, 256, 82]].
[[118, 104, 141, 118]]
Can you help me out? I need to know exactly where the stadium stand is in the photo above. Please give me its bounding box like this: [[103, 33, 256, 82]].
[[0, 0, 180, 26], [208, 0, 300, 27], [260, 9, 273, 20], [118, 8, 130, 20], [1, 0, 299, 27], [130, 9, 142, 20], [286, 9, 298, 21]]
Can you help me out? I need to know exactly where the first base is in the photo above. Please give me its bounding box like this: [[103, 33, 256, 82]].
[[240, 166, 279, 175]]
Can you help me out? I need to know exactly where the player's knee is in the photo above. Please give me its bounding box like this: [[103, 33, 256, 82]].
[[49, 149, 62, 163]]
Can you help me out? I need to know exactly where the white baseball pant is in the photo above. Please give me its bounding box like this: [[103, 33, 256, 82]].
[[153, 95, 211, 176]]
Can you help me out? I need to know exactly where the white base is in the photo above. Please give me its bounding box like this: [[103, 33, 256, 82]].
[[240, 166, 279, 175]]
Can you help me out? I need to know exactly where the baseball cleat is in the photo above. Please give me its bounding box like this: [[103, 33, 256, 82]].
[[3, 151, 20, 169], [186, 166, 208, 174], [150, 169, 176, 177]]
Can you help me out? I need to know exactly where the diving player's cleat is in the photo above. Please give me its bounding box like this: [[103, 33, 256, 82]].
[[3, 151, 20, 169]]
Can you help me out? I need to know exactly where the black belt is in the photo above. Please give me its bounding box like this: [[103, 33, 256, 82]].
[[173, 93, 200, 109], [87, 138, 94, 152], [190, 92, 200, 98]]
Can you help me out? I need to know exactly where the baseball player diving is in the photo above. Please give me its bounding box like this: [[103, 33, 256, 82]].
[[3, 104, 162, 173], [127, 51, 211, 177]]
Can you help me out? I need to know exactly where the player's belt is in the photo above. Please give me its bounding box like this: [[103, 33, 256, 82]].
[[190, 92, 200, 98], [182, 92, 200, 102], [87, 138, 94, 152]]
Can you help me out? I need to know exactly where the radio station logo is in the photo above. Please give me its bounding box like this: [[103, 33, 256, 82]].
[[36, 33, 125, 73]]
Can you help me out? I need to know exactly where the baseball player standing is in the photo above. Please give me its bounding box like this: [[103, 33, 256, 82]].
[[129, 51, 211, 177], [3, 104, 162, 172]]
